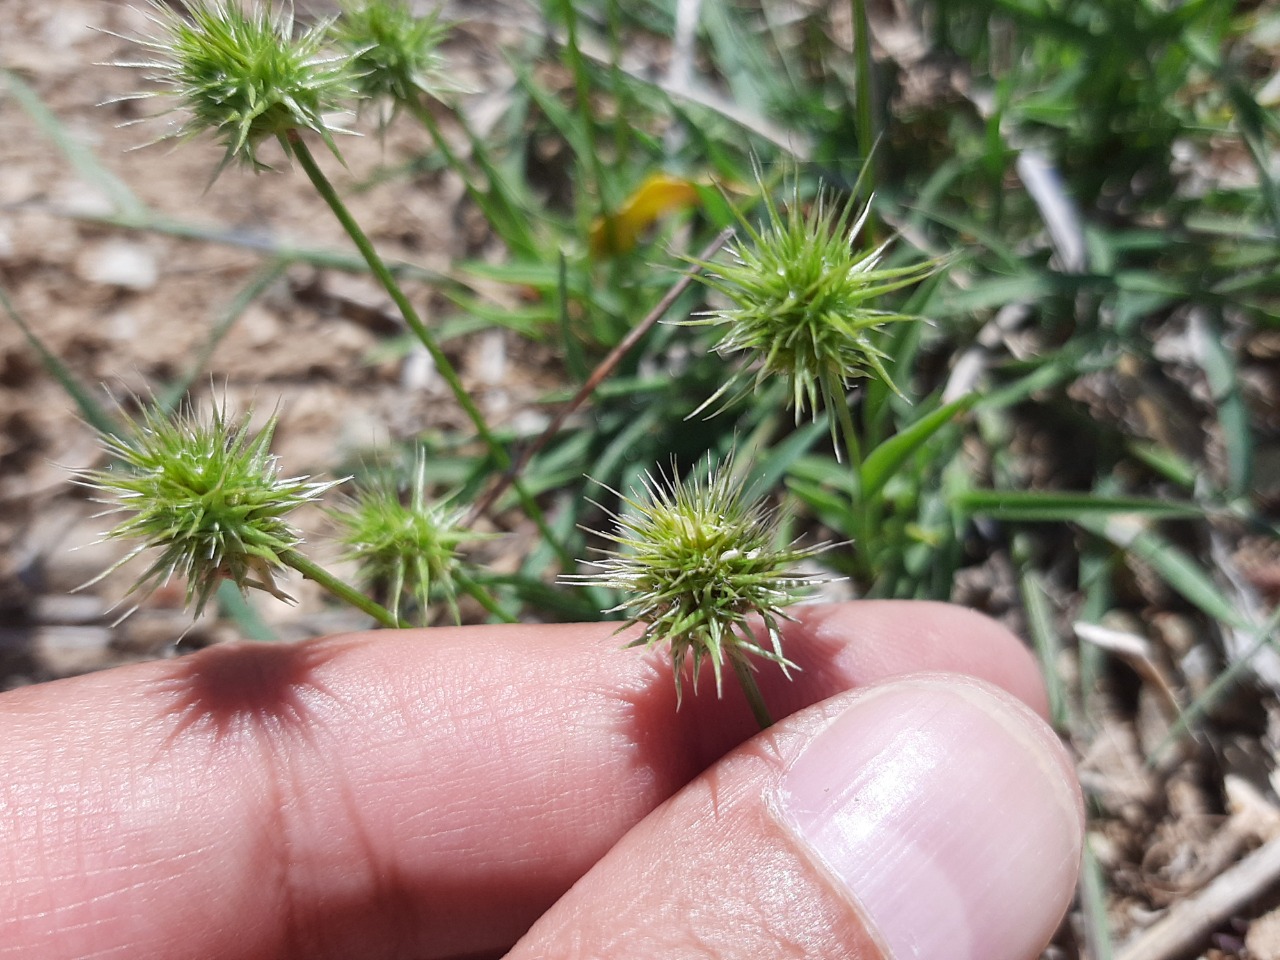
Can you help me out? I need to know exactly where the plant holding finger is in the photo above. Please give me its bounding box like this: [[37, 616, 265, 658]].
[[569, 456, 831, 729]]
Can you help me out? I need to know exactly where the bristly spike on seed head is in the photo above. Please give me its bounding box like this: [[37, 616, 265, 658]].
[[566, 452, 833, 707], [328, 447, 492, 627], [113, 0, 358, 175], [681, 176, 943, 449], [75, 397, 342, 620]]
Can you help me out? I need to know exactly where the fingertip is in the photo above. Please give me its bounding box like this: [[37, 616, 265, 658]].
[[789, 601, 1052, 719], [514, 674, 1083, 960], [773, 675, 1082, 960]]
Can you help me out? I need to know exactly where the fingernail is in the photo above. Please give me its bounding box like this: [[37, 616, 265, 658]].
[[775, 678, 1082, 960]]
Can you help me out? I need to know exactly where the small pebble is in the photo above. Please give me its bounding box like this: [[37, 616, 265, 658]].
[[74, 239, 159, 291]]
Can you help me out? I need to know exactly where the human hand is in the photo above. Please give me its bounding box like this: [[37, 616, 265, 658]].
[[1, 601, 1081, 959]]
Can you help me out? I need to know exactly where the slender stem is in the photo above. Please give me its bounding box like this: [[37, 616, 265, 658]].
[[731, 655, 774, 730], [286, 133, 571, 566], [828, 378, 873, 580], [455, 570, 518, 624], [282, 549, 404, 629], [557, 0, 610, 229], [850, 0, 876, 192], [288, 133, 485, 438]]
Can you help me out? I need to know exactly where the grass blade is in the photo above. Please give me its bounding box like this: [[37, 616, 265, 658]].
[[0, 285, 119, 437], [2, 68, 145, 219], [957, 490, 1205, 523], [1080, 514, 1252, 631], [860, 395, 974, 500]]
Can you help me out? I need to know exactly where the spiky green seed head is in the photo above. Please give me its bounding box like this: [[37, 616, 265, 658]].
[[569, 456, 831, 702], [76, 401, 342, 618], [328, 450, 484, 626], [330, 0, 455, 109], [687, 184, 940, 432], [116, 0, 356, 173]]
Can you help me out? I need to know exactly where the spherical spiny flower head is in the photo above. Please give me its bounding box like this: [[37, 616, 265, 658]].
[[118, 0, 355, 173], [571, 455, 830, 703], [687, 183, 940, 429], [330, 0, 454, 109], [77, 400, 342, 618], [329, 450, 482, 626]]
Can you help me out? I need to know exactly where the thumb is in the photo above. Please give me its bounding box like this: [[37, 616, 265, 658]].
[[511, 674, 1083, 960]]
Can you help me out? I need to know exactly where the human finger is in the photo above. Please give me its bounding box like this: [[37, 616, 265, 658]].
[[1, 601, 1046, 959], [511, 674, 1083, 960]]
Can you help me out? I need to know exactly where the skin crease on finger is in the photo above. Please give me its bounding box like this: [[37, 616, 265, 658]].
[[0, 601, 1051, 960]]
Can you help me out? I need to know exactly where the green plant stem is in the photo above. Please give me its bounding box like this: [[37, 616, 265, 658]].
[[455, 570, 517, 624], [828, 380, 873, 578], [282, 548, 404, 628], [556, 0, 610, 225], [850, 0, 876, 190], [288, 133, 485, 434], [731, 656, 774, 730], [286, 132, 572, 566]]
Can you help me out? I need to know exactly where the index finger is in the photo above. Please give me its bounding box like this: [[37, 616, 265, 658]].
[[0, 601, 1047, 960]]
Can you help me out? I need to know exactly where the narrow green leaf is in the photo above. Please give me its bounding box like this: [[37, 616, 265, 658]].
[[745, 419, 829, 499], [1080, 839, 1115, 960], [1193, 311, 1252, 497], [2, 68, 145, 219], [215, 580, 277, 641], [861, 395, 974, 500], [1019, 568, 1070, 731], [957, 490, 1205, 523], [557, 250, 588, 382], [1125, 441, 1198, 490], [1080, 515, 1252, 630], [1148, 607, 1280, 760], [158, 261, 287, 413], [786, 476, 858, 539], [0, 285, 120, 437]]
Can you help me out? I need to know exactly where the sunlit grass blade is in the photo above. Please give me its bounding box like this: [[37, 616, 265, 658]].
[[860, 395, 974, 501], [1079, 515, 1253, 632], [957, 490, 1206, 523]]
